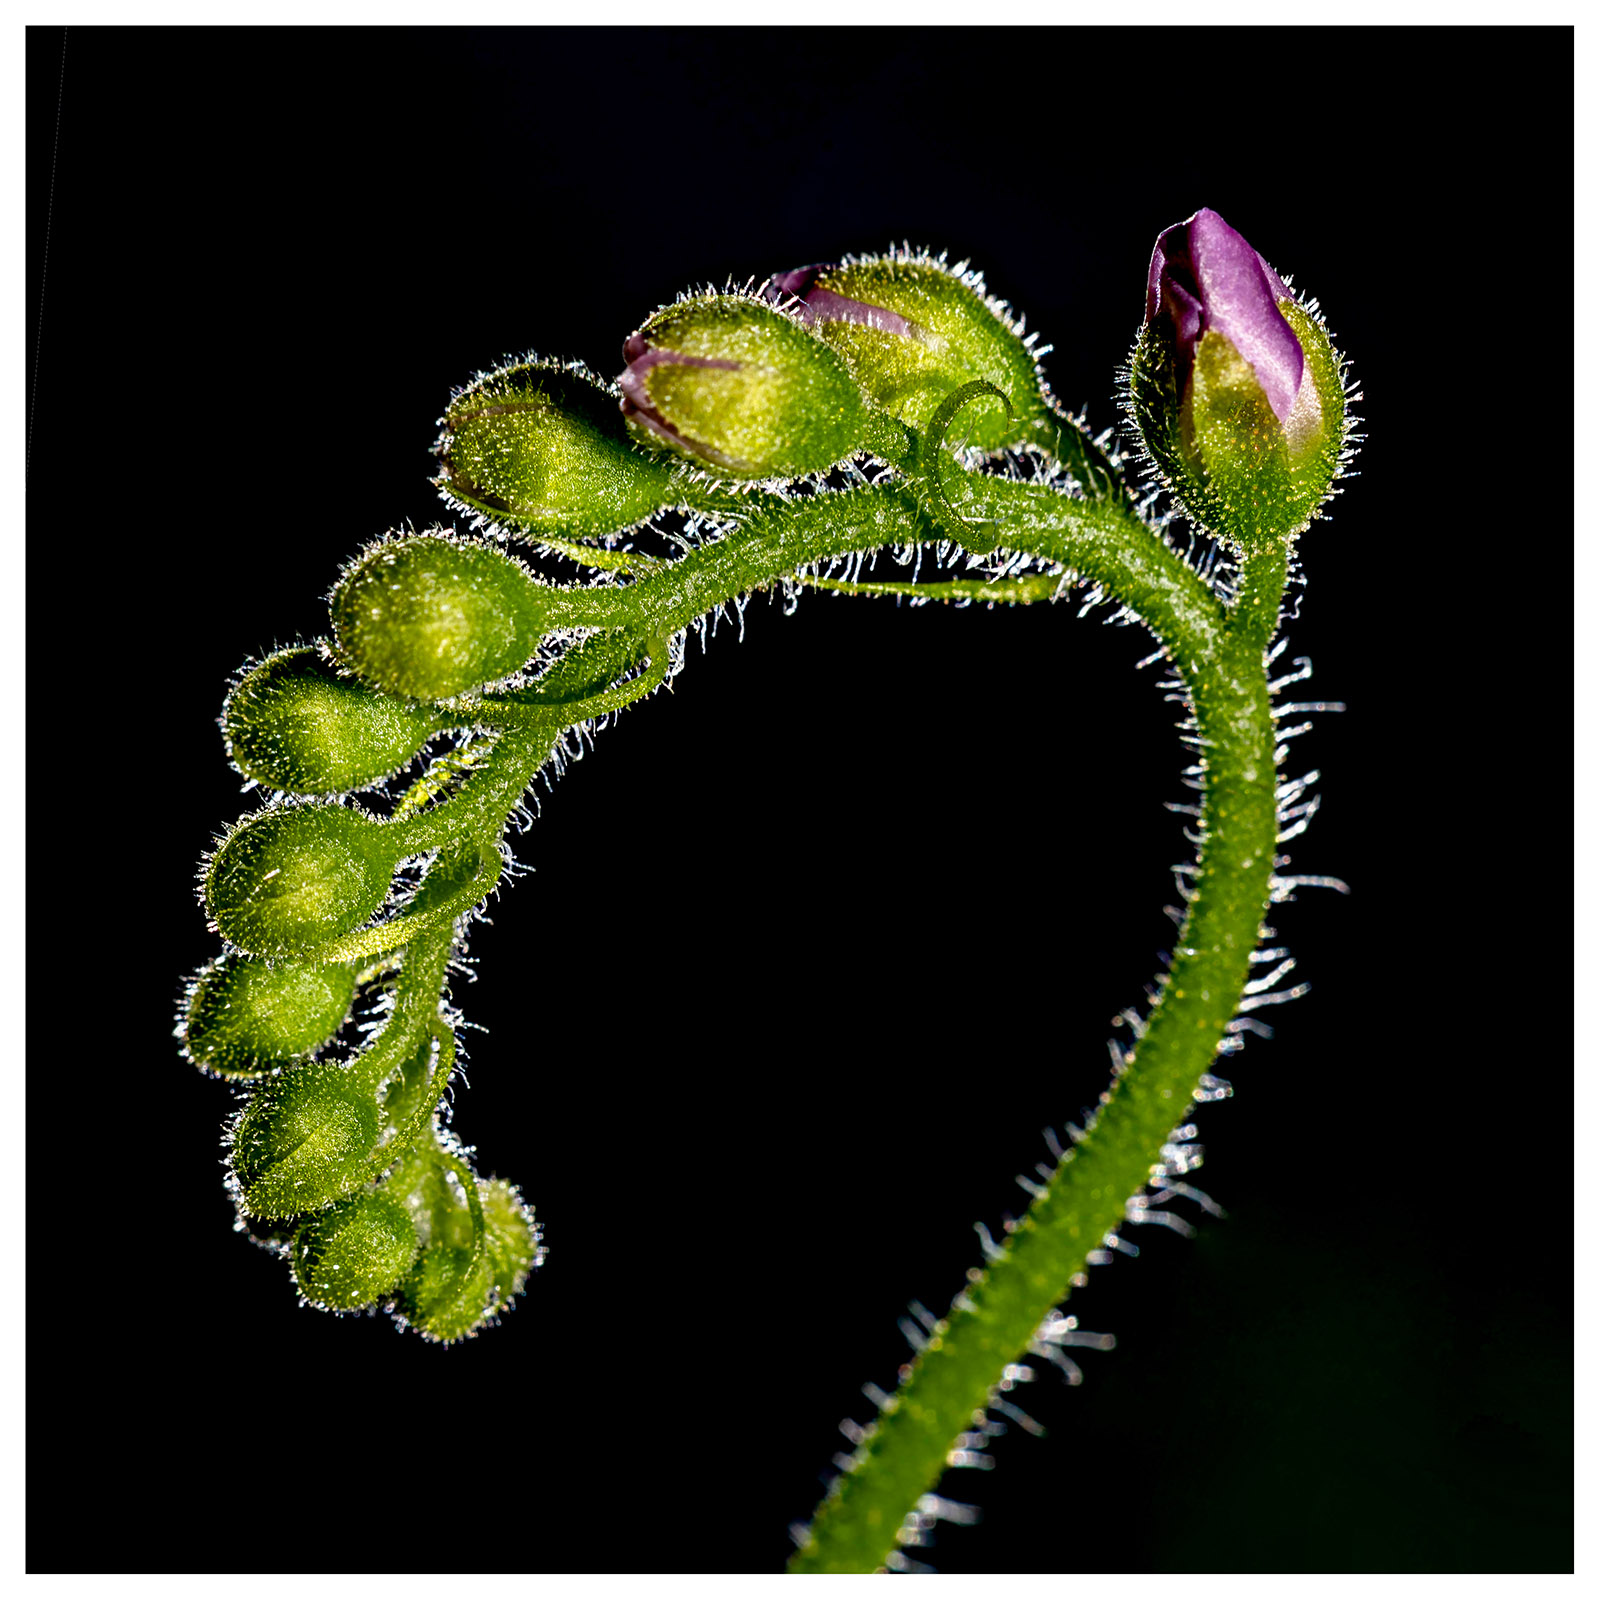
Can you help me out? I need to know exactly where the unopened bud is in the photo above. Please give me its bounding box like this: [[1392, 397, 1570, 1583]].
[[619, 294, 869, 479], [436, 360, 680, 536], [182, 951, 356, 1078], [230, 1058, 387, 1218], [206, 804, 393, 959], [330, 532, 558, 701], [1129, 208, 1345, 551], [293, 1187, 419, 1311], [224, 645, 441, 795], [766, 253, 1049, 451]]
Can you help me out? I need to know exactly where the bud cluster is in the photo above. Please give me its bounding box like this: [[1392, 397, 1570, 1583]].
[[185, 614, 551, 1338], [436, 359, 680, 536], [424, 248, 1094, 546], [183, 785, 542, 1340], [183, 217, 1353, 1357]]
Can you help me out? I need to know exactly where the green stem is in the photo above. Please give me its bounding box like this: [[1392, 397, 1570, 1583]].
[[1031, 404, 1130, 507], [368, 1020, 457, 1182], [529, 532, 667, 575], [786, 528, 1286, 1574], [801, 572, 1065, 604], [436, 1146, 489, 1290], [390, 732, 555, 853], [315, 833, 505, 966], [543, 478, 1214, 657], [345, 910, 458, 1097], [479, 634, 671, 730]]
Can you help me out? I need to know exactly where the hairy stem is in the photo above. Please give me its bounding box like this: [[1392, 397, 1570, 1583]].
[[786, 530, 1287, 1573]]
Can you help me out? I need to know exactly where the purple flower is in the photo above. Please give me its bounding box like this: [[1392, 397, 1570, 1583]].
[[1144, 208, 1303, 426]]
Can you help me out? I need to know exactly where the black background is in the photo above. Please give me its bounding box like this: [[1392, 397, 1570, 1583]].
[[26, 25, 1572, 1576]]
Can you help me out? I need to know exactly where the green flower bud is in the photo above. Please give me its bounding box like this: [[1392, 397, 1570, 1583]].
[[619, 293, 870, 479], [206, 804, 393, 959], [292, 1187, 419, 1311], [435, 360, 681, 536], [1128, 209, 1347, 552], [399, 1173, 539, 1343], [766, 253, 1050, 451], [330, 532, 557, 700], [224, 645, 441, 795], [181, 951, 356, 1078], [230, 1058, 386, 1219]]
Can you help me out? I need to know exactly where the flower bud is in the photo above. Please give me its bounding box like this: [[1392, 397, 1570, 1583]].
[[292, 1187, 418, 1311], [206, 804, 394, 959], [182, 951, 357, 1078], [402, 1237, 492, 1342], [230, 1058, 387, 1218], [399, 1174, 539, 1342], [224, 645, 441, 795], [766, 253, 1049, 451], [435, 360, 681, 537], [330, 532, 558, 700], [1128, 208, 1345, 552], [619, 294, 869, 479]]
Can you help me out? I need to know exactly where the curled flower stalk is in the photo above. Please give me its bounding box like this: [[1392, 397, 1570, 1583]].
[[179, 215, 1357, 1565]]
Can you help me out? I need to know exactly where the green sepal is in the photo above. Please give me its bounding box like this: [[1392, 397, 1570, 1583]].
[[787, 256, 1050, 451], [1128, 298, 1345, 553], [482, 1177, 540, 1305], [292, 1185, 419, 1311], [182, 951, 357, 1078], [436, 359, 680, 537], [391, 737, 496, 824], [626, 293, 868, 480], [1278, 297, 1347, 498], [224, 645, 443, 795], [376, 1033, 442, 1149], [330, 531, 557, 700], [401, 1240, 493, 1343], [205, 803, 394, 959], [230, 1058, 387, 1219], [397, 834, 497, 921]]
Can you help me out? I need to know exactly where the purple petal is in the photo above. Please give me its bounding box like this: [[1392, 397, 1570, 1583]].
[[768, 265, 826, 300], [1146, 209, 1303, 425], [1186, 209, 1302, 423], [1162, 277, 1204, 362], [617, 341, 744, 466], [765, 265, 926, 341], [618, 343, 741, 411], [1144, 236, 1170, 325]]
